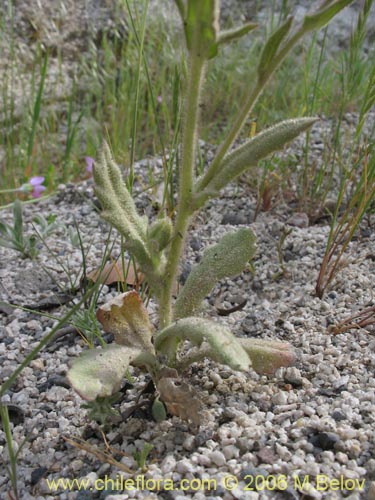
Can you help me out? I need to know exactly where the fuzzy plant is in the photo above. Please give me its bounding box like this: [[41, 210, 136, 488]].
[[68, 0, 354, 426]]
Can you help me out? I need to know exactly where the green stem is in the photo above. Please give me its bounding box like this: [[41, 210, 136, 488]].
[[0, 188, 20, 194], [158, 54, 205, 329]]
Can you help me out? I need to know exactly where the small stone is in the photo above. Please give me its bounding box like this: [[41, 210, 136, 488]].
[[223, 445, 239, 460], [286, 213, 309, 228], [71, 459, 84, 472], [241, 315, 263, 336], [284, 367, 303, 387], [367, 481, 375, 500], [209, 450, 226, 467], [30, 358, 45, 371], [76, 492, 92, 500], [209, 372, 222, 385], [309, 432, 340, 451], [257, 446, 277, 464], [82, 472, 98, 487], [240, 468, 268, 490], [335, 451, 348, 464], [365, 459, 375, 474], [221, 212, 250, 225], [31, 467, 48, 485], [176, 459, 194, 474], [332, 410, 346, 421], [190, 237, 202, 251], [196, 454, 211, 466], [183, 435, 195, 451], [161, 455, 176, 474], [272, 391, 288, 405]]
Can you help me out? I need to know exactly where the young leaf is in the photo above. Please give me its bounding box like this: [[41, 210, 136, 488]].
[[197, 118, 317, 202], [156, 317, 252, 371], [67, 345, 143, 401], [174, 229, 256, 319], [147, 217, 173, 255], [302, 0, 353, 33], [258, 17, 293, 82], [96, 291, 154, 353], [94, 143, 156, 280], [218, 22, 259, 46], [237, 339, 295, 375]]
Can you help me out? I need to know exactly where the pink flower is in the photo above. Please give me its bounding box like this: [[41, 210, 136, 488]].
[[30, 177, 46, 198], [157, 95, 162, 104], [19, 176, 46, 198], [85, 156, 94, 175]]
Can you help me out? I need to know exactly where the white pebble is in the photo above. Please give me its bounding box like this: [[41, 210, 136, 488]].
[[209, 450, 226, 467]]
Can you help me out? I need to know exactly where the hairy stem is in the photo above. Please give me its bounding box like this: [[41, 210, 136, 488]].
[[158, 54, 205, 329]]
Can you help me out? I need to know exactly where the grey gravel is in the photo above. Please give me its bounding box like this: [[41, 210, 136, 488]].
[[1, 116, 375, 500]]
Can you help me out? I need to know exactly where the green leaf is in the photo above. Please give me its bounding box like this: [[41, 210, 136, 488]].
[[258, 16, 293, 81], [67, 344, 143, 401], [185, 0, 220, 59], [218, 22, 258, 45], [302, 0, 354, 32], [156, 317, 251, 371], [238, 338, 295, 375], [201, 117, 318, 197], [174, 229, 256, 319], [151, 397, 167, 422]]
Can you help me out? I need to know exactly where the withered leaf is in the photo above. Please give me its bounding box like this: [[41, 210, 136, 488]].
[[87, 260, 144, 286], [157, 376, 203, 427], [96, 291, 154, 353]]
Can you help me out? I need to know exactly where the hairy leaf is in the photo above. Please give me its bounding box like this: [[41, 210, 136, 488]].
[[199, 118, 317, 200], [67, 345, 142, 401], [94, 143, 156, 281], [147, 217, 173, 255], [156, 317, 251, 371], [238, 338, 295, 374], [96, 291, 154, 353], [174, 229, 256, 319]]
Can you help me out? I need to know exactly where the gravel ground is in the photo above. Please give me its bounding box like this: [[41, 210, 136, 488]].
[[1, 115, 375, 500]]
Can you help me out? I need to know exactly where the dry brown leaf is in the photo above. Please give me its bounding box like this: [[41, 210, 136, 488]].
[[96, 291, 154, 352], [87, 260, 144, 286], [157, 376, 203, 427]]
